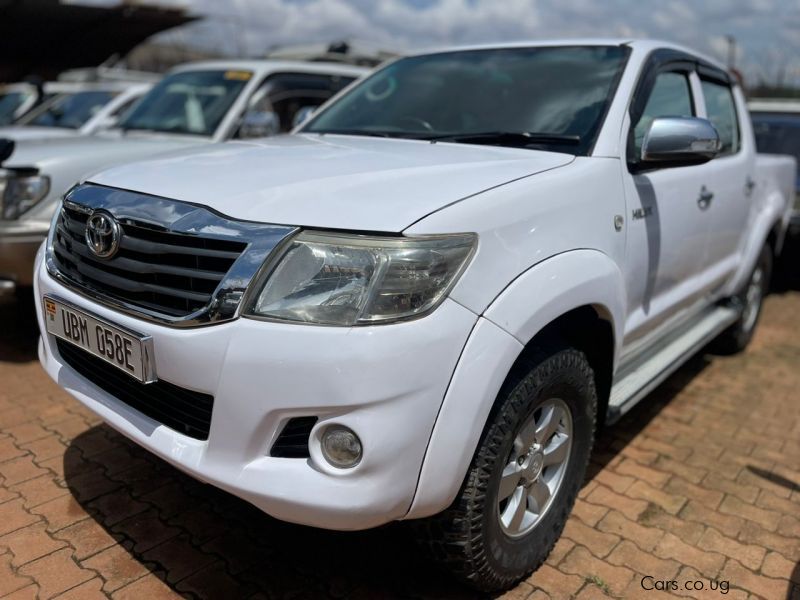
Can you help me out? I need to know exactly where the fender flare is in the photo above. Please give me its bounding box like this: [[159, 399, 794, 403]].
[[723, 190, 787, 297], [405, 249, 626, 518]]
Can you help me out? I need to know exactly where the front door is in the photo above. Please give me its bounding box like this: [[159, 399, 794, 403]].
[[621, 68, 716, 349]]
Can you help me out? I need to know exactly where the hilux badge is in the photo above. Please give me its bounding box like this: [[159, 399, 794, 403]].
[[85, 211, 121, 259]]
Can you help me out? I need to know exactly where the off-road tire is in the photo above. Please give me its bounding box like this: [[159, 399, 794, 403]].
[[415, 345, 597, 592]]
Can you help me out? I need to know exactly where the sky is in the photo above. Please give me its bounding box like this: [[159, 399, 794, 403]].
[[75, 0, 800, 86]]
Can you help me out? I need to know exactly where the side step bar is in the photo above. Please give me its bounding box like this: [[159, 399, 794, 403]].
[[607, 305, 739, 423]]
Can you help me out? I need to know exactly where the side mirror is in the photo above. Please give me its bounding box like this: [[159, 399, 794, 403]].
[[641, 117, 720, 168], [292, 106, 316, 129], [239, 109, 280, 139]]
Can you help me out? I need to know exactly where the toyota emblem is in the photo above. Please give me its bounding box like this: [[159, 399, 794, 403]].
[[85, 211, 121, 259]]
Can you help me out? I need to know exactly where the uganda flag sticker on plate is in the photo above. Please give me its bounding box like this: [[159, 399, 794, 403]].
[[45, 298, 57, 321]]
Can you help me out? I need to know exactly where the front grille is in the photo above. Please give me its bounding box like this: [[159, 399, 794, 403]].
[[57, 339, 214, 440], [52, 203, 247, 318]]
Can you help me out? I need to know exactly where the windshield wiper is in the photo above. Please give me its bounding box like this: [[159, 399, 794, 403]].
[[424, 131, 581, 148], [118, 124, 158, 134], [311, 129, 421, 139]]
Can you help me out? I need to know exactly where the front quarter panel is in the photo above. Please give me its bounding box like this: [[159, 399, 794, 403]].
[[405, 157, 626, 316], [406, 249, 625, 518]]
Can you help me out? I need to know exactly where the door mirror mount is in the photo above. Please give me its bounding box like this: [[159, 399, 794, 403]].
[[238, 109, 280, 139], [639, 117, 721, 170], [292, 106, 316, 129]]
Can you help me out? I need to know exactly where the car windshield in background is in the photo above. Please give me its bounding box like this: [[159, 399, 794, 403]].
[[751, 113, 800, 164], [0, 91, 32, 125], [22, 91, 116, 129], [303, 46, 629, 155], [118, 70, 252, 136]]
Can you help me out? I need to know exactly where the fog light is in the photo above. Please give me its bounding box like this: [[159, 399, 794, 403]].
[[320, 425, 362, 468]]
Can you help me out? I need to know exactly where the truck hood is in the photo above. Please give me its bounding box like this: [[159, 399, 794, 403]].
[[0, 126, 79, 142], [90, 134, 574, 232], [5, 133, 206, 172]]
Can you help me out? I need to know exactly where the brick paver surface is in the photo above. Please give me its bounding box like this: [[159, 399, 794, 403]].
[[1, 267, 799, 598]]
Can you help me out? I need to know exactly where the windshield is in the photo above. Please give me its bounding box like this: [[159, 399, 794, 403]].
[[21, 90, 116, 129], [0, 91, 33, 125], [303, 46, 629, 155], [118, 70, 251, 136]]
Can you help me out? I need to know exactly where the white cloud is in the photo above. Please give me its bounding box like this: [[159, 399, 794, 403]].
[[81, 0, 800, 86]]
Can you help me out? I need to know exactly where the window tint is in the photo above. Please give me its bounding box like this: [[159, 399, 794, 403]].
[[304, 46, 630, 155], [632, 71, 694, 159], [110, 96, 140, 118], [0, 91, 32, 125], [119, 70, 251, 136], [751, 113, 800, 161], [239, 73, 355, 136], [701, 79, 740, 155], [23, 91, 116, 129]]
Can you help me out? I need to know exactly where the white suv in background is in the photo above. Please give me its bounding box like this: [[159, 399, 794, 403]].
[[35, 41, 794, 591], [0, 81, 152, 142]]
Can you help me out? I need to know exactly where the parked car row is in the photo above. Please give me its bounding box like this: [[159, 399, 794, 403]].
[[1, 39, 797, 592], [0, 81, 152, 141], [0, 59, 368, 296]]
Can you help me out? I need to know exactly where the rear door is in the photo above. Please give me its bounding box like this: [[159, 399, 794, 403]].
[[697, 76, 756, 279]]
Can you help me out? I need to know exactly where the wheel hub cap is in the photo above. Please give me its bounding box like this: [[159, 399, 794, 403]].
[[524, 451, 544, 483], [496, 398, 573, 538]]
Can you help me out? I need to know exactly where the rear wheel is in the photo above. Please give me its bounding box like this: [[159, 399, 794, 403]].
[[713, 244, 772, 355], [416, 345, 597, 592]]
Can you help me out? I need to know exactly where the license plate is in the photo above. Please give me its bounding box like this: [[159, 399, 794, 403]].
[[43, 296, 156, 383]]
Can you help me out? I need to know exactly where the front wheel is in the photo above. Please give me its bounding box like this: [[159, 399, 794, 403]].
[[416, 345, 597, 592], [713, 244, 772, 355]]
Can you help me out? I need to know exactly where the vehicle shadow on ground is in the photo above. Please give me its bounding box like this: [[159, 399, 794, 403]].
[[60, 351, 716, 599], [0, 290, 40, 363], [62, 425, 482, 599]]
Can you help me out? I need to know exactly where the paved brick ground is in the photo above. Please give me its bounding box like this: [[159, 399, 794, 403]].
[[1, 270, 799, 598]]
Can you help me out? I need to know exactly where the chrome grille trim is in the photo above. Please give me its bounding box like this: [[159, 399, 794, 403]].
[[45, 184, 297, 327]]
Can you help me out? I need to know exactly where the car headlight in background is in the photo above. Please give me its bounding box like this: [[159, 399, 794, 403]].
[[246, 230, 477, 325], [1, 173, 50, 219]]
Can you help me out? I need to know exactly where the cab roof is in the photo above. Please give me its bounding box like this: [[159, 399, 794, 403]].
[[406, 39, 726, 73]]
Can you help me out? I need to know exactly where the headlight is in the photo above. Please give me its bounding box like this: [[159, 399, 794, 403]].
[[246, 230, 477, 325], [1, 173, 50, 219]]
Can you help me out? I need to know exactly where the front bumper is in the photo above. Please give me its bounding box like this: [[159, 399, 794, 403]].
[[34, 247, 478, 530], [0, 222, 47, 293]]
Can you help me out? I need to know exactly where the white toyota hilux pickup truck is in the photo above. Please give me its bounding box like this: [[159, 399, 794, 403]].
[[34, 40, 795, 591]]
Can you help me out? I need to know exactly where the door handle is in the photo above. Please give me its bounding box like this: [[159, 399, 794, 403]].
[[745, 176, 756, 197], [698, 186, 713, 210]]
